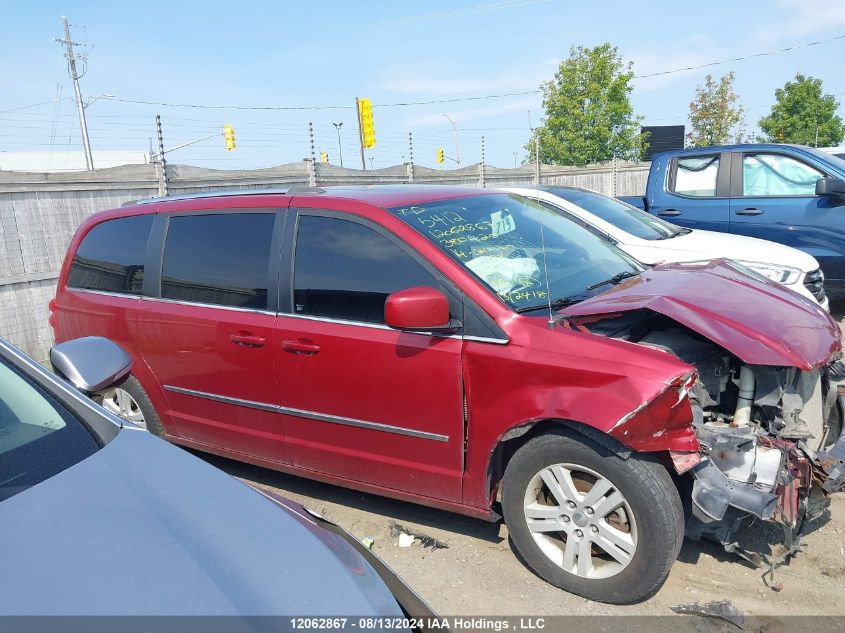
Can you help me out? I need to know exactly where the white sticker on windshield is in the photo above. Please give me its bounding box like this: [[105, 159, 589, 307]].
[[490, 210, 516, 237]]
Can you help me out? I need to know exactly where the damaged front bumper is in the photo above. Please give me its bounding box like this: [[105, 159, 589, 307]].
[[682, 365, 845, 566]]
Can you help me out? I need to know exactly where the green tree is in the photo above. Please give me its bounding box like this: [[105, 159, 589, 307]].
[[526, 44, 646, 166], [758, 73, 844, 147], [686, 72, 746, 147]]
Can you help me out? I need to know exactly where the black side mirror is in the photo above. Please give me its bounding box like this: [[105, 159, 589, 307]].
[[50, 337, 132, 393], [815, 177, 845, 197]]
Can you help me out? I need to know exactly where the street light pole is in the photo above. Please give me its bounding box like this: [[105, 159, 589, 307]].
[[443, 114, 461, 165], [333, 122, 344, 167]]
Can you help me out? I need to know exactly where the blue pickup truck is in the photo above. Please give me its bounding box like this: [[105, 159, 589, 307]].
[[619, 144, 845, 289]]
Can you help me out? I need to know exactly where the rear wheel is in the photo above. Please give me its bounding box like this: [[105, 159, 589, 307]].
[[502, 430, 684, 604], [98, 375, 165, 438]]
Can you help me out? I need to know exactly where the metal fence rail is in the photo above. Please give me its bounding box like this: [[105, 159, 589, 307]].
[[0, 160, 649, 359]]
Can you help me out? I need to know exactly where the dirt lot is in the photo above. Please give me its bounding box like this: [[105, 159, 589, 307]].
[[200, 297, 845, 619]]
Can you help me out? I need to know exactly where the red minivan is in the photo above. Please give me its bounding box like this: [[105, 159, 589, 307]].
[[52, 185, 845, 603]]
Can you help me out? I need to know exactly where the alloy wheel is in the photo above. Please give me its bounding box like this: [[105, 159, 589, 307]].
[[522, 463, 638, 579]]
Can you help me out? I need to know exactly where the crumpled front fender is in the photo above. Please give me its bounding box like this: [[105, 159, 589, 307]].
[[606, 371, 700, 452]]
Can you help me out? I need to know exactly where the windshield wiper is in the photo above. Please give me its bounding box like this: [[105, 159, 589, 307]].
[[586, 271, 639, 292], [515, 295, 588, 314]]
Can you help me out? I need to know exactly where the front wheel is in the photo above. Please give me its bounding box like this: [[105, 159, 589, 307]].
[[501, 430, 684, 604], [98, 375, 166, 438]]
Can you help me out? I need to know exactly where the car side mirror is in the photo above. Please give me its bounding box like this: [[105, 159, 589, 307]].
[[815, 177, 845, 197], [50, 336, 132, 393], [385, 286, 459, 333]]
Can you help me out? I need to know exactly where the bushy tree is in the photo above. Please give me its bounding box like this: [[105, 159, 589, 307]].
[[526, 44, 647, 166], [758, 73, 844, 147], [686, 72, 746, 147]]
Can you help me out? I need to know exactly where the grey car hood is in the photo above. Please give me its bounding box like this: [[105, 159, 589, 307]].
[[0, 427, 405, 616]]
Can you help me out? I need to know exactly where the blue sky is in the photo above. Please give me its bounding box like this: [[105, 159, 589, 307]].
[[2, 0, 845, 169]]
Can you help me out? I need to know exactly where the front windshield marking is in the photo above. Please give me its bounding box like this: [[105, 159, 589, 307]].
[[388, 194, 642, 312]]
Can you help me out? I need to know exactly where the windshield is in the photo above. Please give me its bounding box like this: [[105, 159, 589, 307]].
[[387, 193, 643, 312], [0, 356, 98, 503], [547, 187, 683, 241]]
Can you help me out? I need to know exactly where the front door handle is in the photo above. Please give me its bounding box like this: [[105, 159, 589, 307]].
[[735, 207, 764, 216], [657, 209, 682, 217], [230, 332, 266, 348], [282, 339, 321, 355]]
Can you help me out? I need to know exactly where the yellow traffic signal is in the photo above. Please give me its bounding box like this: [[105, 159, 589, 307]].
[[358, 98, 376, 149], [223, 124, 236, 151], [437, 148, 445, 165], [320, 151, 329, 164]]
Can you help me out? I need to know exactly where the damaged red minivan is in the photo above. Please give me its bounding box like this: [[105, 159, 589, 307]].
[[51, 186, 845, 604]]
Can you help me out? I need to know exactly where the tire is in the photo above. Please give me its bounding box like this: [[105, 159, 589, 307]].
[[97, 374, 166, 438], [501, 429, 684, 604]]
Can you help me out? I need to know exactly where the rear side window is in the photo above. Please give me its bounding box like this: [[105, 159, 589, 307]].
[[293, 215, 439, 323], [67, 215, 153, 295], [161, 213, 275, 310], [673, 155, 720, 197]]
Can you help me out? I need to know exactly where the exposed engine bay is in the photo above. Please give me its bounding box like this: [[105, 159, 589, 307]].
[[582, 309, 845, 567]]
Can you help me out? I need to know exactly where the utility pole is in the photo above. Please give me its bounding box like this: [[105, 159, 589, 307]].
[[443, 114, 461, 165], [355, 98, 366, 171], [56, 16, 94, 170], [333, 122, 344, 167]]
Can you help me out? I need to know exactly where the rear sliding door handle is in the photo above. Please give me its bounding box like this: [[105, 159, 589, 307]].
[[282, 339, 321, 355], [230, 332, 266, 348], [657, 209, 681, 217], [735, 208, 764, 216]]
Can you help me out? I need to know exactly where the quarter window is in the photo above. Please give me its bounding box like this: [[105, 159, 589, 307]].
[[293, 215, 439, 324], [673, 155, 720, 197], [742, 154, 824, 196], [161, 213, 275, 310], [68, 215, 153, 295]]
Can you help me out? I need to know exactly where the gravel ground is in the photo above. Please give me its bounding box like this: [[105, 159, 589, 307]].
[[196, 296, 845, 620]]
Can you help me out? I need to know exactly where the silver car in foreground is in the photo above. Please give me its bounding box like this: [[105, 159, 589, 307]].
[[0, 336, 436, 623]]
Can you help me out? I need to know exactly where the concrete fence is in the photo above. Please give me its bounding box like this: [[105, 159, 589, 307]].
[[0, 159, 649, 359]]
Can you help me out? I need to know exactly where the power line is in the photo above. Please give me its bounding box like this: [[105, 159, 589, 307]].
[[633, 33, 845, 78]]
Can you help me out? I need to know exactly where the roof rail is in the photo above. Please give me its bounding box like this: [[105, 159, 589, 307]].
[[128, 185, 326, 206]]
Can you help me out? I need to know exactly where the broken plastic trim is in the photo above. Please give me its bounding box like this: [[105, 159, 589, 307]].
[[690, 459, 778, 522], [817, 391, 845, 493]]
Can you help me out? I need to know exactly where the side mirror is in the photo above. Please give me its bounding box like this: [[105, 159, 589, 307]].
[[50, 336, 132, 393], [815, 177, 845, 197], [385, 286, 458, 333]]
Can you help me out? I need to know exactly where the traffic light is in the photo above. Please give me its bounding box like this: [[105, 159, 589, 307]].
[[320, 151, 329, 164], [437, 148, 445, 165], [223, 124, 236, 151], [358, 98, 376, 149]]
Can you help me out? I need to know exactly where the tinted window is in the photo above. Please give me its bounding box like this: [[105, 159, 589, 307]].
[[293, 215, 439, 323], [0, 357, 98, 503], [548, 188, 680, 241], [674, 155, 720, 197], [743, 153, 824, 196], [161, 213, 275, 310], [68, 215, 153, 295]]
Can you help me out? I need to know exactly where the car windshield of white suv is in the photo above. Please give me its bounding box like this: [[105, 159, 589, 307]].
[[0, 357, 98, 503], [547, 187, 687, 241], [388, 193, 644, 313]]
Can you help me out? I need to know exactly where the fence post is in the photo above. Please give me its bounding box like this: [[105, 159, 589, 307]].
[[479, 135, 486, 188], [407, 132, 415, 183], [612, 155, 618, 196], [156, 114, 168, 196], [306, 159, 317, 187]]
